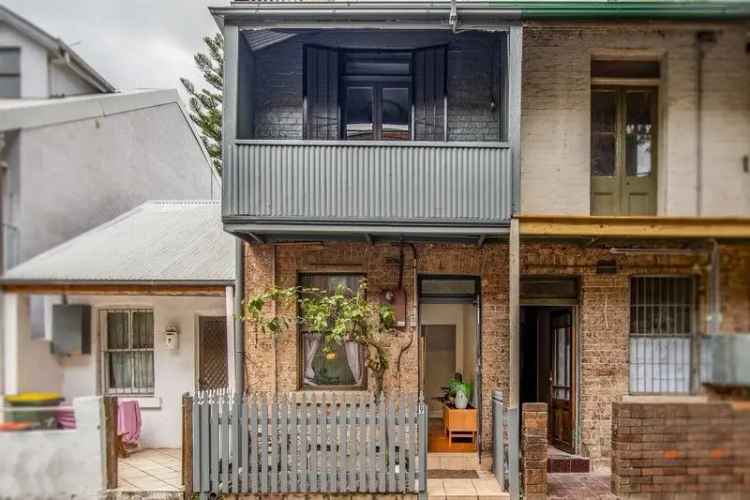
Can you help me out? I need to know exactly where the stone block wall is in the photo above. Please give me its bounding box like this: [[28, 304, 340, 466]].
[[522, 403, 548, 500], [611, 401, 750, 498]]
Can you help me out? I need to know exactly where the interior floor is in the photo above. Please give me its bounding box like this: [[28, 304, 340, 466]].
[[428, 417, 477, 453]]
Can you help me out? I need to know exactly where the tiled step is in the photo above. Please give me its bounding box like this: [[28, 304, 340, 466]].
[[547, 454, 591, 473], [428, 452, 480, 471], [428, 477, 510, 499]]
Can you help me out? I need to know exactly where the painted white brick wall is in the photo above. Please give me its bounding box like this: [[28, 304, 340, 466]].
[[521, 25, 750, 217]]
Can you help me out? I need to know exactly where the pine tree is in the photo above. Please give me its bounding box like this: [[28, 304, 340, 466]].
[[181, 33, 223, 176]]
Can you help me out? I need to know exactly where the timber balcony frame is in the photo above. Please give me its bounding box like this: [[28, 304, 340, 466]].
[[217, 7, 523, 243]]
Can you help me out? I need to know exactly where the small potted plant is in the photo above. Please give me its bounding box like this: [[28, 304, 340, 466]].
[[447, 378, 473, 409]]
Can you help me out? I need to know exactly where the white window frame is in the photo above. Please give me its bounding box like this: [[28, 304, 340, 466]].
[[101, 308, 155, 395]]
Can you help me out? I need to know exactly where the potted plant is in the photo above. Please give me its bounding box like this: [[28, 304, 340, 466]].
[[447, 378, 473, 409]]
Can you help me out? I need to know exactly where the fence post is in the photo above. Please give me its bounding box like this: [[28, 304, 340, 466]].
[[508, 407, 520, 500], [418, 391, 428, 499], [182, 393, 193, 500], [103, 396, 118, 490], [493, 390, 505, 491]]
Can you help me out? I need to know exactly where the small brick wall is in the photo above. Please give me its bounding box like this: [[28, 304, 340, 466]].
[[522, 403, 548, 500], [611, 401, 750, 497]]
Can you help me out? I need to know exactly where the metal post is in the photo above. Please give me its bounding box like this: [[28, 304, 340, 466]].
[[418, 391, 428, 498], [493, 390, 506, 491], [508, 407, 520, 500]]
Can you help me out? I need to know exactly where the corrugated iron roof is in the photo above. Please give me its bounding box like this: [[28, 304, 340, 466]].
[[2, 201, 235, 284]]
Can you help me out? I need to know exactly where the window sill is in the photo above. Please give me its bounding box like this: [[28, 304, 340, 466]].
[[623, 394, 707, 404]]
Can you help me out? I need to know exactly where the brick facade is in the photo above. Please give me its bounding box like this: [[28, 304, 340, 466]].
[[521, 25, 750, 217], [242, 241, 750, 469], [522, 403, 548, 500], [611, 401, 750, 498]]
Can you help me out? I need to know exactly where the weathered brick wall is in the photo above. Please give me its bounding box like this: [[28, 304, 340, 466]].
[[521, 24, 750, 216], [243, 241, 509, 454], [522, 403, 548, 500], [242, 241, 750, 468], [611, 401, 750, 497], [250, 30, 502, 141]]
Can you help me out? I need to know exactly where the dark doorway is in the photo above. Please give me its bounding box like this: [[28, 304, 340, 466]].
[[198, 316, 228, 391], [520, 306, 575, 454]]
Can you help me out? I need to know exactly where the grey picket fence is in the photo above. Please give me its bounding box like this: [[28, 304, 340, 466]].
[[493, 390, 520, 499], [192, 390, 427, 496]]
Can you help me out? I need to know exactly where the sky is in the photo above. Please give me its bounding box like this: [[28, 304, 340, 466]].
[[2, 0, 222, 99]]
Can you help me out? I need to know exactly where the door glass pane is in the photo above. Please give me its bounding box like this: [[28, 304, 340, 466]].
[[591, 91, 617, 176], [345, 87, 374, 140], [382, 87, 410, 140], [107, 312, 129, 349], [625, 91, 655, 177]]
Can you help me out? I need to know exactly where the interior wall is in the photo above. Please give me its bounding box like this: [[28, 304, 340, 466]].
[[423, 324, 456, 418]]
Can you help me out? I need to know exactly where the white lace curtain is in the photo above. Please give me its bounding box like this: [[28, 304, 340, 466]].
[[303, 334, 362, 385]]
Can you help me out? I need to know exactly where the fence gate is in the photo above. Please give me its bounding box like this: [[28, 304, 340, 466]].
[[192, 390, 428, 497]]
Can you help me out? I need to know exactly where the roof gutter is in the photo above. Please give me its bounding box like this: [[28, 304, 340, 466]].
[[210, 1, 750, 25]]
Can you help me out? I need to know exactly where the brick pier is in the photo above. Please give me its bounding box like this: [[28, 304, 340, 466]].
[[522, 403, 548, 500]]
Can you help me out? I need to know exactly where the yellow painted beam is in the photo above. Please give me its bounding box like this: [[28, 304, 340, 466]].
[[518, 215, 750, 239]]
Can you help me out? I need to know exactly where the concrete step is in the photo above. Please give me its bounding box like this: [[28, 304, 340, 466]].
[[428, 452, 480, 470]]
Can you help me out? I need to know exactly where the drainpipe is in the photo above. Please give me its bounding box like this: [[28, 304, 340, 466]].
[[234, 239, 245, 395], [695, 31, 717, 216], [707, 239, 722, 335]]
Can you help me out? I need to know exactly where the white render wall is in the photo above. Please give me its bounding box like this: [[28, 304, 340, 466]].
[[13, 101, 217, 263], [521, 24, 750, 216], [5, 294, 226, 449], [0, 396, 107, 498]]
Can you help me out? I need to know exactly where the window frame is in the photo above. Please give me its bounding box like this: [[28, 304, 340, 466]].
[[297, 273, 369, 391], [0, 47, 21, 99], [101, 308, 155, 396], [628, 275, 698, 395]]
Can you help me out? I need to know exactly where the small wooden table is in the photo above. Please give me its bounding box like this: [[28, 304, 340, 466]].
[[442, 403, 478, 448]]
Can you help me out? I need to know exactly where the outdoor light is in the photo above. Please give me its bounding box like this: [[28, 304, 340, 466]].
[[325, 351, 337, 361]]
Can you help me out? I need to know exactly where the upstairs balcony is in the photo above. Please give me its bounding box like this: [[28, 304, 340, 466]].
[[219, 9, 522, 243]]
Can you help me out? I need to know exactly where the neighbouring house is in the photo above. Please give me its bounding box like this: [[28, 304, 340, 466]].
[[1, 200, 235, 449], [0, 6, 219, 393], [200, 1, 750, 499]]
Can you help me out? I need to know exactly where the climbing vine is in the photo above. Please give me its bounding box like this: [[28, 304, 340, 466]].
[[244, 281, 396, 396]]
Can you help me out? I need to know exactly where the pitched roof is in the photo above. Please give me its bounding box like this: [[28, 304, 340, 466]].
[[1, 201, 235, 285], [0, 5, 115, 93]]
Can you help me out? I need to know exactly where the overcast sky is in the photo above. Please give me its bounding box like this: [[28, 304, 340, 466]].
[[3, 0, 222, 99]]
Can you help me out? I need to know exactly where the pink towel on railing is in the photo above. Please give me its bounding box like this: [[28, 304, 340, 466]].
[[117, 399, 142, 444]]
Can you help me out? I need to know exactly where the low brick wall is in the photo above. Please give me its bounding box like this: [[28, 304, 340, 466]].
[[522, 403, 548, 500], [612, 401, 750, 498]]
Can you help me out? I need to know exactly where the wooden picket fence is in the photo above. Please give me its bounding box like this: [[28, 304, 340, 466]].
[[191, 390, 427, 496]]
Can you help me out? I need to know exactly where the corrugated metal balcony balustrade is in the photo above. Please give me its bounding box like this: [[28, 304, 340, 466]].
[[222, 141, 513, 232]]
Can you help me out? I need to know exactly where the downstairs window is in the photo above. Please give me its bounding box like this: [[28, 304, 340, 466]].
[[629, 276, 695, 394]]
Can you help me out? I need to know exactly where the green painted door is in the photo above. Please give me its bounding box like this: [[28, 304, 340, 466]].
[[591, 87, 657, 215]]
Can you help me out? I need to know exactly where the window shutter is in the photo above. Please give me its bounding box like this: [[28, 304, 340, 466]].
[[413, 46, 447, 141], [304, 46, 340, 139]]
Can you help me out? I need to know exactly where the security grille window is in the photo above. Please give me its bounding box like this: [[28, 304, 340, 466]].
[[299, 274, 367, 390], [103, 309, 155, 395], [304, 45, 447, 141], [629, 277, 695, 394], [0, 48, 21, 98]]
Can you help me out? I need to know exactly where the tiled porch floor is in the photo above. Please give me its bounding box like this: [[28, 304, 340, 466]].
[[118, 448, 182, 491], [428, 470, 509, 499], [547, 470, 616, 500]]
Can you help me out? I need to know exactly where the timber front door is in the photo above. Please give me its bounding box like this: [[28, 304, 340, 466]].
[[549, 310, 573, 453]]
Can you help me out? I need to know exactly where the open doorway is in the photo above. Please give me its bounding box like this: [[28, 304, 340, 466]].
[[521, 306, 575, 453], [419, 276, 480, 457]]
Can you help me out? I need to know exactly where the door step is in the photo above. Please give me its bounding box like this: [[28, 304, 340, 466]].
[[547, 450, 590, 473], [428, 452, 480, 471]]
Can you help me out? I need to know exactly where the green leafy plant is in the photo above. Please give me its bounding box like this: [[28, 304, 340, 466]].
[[244, 281, 397, 396], [447, 378, 473, 400]]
